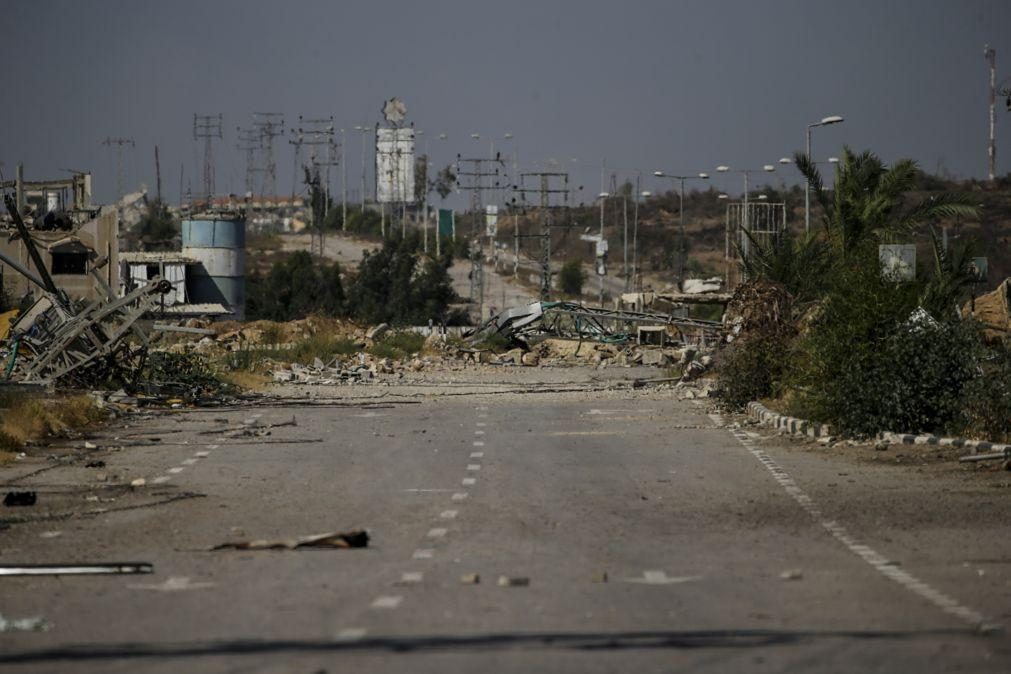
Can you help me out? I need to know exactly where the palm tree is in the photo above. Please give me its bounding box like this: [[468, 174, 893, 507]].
[[794, 147, 977, 255]]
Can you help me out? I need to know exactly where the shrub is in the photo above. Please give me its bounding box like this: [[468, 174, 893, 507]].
[[959, 342, 1011, 442], [558, 260, 587, 296], [715, 324, 794, 410], [368, 331, 426, 360]]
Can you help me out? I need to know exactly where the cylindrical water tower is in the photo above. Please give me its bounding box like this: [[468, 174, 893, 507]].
[[181, 213, 246, 320]]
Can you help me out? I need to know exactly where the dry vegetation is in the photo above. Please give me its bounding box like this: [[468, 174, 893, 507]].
[[0, 393, 104, 462]]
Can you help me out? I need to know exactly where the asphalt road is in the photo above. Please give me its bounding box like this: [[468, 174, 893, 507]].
[[1, 378, 1009, 673]]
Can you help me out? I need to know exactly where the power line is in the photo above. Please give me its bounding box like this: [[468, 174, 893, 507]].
[[193, 114, 223, 208], [101, 136, 135, 201], [456, 155, 506, 319], [253, 112, 284, 200]]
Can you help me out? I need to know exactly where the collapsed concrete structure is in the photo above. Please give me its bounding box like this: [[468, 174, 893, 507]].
[[0, 165, 118, 304]]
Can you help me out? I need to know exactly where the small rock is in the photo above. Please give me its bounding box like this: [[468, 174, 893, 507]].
[[780, 569, 803, 581], [84, 441, 97, 450], [460, 573, 480, 585], [591, 571, 608, 583], [130, 478, 146, 488], [497, 576, 530, 587], [874, 441, 889, 451]]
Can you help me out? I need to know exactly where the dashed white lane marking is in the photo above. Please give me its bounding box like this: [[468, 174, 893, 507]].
[[336, 628, 367, 641], [716, 414, 990, 628], [440, 510, 458, 519], [474, 430, 485, 436], [478, 413, 488, 418], [451, 492, 468, 501], [476, 422, 487, 427], [403, 488, 455, 493], [462, 477, 476, 486], [586, 408, 638, 415], [470, 452, 484, 458], [473, 441, 485, 447], [152, 476, 171, 484], [427, 528, 448, 538], [622, 571, 702, 585], [371, 596, 402, 609], [167, 467, 185, 474], [195, 451, 209, 458], [412, 549, 434, 559], [181, 458, 198, 465], [400, 572, 423, 584], [466, 464, 481, 471]]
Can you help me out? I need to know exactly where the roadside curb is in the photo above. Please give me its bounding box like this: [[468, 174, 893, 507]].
[[744, 401, 1010, 455], [745, 401, 834, 440]]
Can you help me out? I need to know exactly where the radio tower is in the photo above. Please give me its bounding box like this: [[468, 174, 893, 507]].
[[193, 114, 223, 209], [253, 112, 284, 202]]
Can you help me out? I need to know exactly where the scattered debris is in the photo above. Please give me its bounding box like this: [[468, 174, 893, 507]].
[[210, 529, 369, 551], [85, 460, 106, 468], [591, 571, 609, 583], [460, 573, 480, 585], [0, 614, 50, 633], [3, 491, 37, 507], [128, 576, 215, 592], [130, 478, 146, 488], [780, 569, 804, 581], [497, 575, 530, 587], [0, 562, 153, 576]]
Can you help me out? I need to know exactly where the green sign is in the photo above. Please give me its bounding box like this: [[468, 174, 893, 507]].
[[438, 209, 455, 238]]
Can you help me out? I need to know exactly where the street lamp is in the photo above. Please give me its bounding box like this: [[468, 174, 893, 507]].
[[805, 115, 844, 232], [353, 125, 371, 214], [632, 189, 652, 291], [653, 171, 709, 288], [597, 191, 609, 306]]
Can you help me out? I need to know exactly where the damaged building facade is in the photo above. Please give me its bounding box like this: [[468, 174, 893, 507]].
[[0, 166, 118, 304]]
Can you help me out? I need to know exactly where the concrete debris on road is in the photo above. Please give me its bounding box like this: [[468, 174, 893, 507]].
[[497, 576, 530, 587], [0, 614, 50, 633], [210, 529, 369, 551]]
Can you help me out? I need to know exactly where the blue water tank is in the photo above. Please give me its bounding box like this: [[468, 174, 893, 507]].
[[181, 215, 246, 319]]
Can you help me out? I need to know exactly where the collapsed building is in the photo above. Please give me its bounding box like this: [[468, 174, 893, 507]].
[[0, 165, 118, 304]]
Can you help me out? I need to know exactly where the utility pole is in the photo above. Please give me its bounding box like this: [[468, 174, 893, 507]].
[[295, 116, 338, 256], [193, 114, 223, 210], [456, 155, 505, 320], [154, 144, 162, 203], [236, 126, 260, 197], [340, 127, 347, 231], [253, 112, 284, 201], [511, 171, 571, 302], [986, 45, 997, 183], [101, 136, 135, 202]]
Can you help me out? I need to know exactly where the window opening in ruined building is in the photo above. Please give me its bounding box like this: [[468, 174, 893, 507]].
[[51, 252, 88, 275]]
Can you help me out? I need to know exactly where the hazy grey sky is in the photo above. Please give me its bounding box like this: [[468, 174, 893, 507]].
[[4, 0, 1011, 205]]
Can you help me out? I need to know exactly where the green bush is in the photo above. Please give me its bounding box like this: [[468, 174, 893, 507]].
[[368, 331, 426, 360], [715, 325, 794, 410], [558, 259, 587, 296], [958, 342, 1011, 442]]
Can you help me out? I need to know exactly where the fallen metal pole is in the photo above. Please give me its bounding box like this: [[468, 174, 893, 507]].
[[0, 562, 153, 576]]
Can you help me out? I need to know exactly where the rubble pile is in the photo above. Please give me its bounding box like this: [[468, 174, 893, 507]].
[[723, 280, 794, 343], [963, 278, 1010, 344]]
